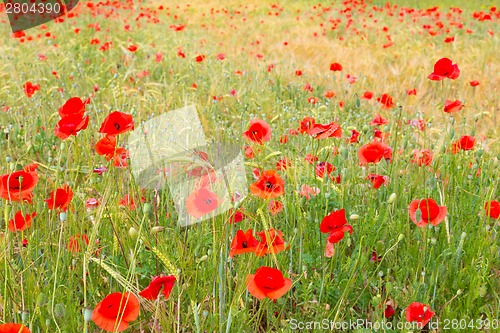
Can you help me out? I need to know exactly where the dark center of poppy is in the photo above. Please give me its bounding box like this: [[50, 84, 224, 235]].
[[114, 123, 121, 130], [265, 181, 274, 190], [242, 241, 248, 248], [204, 198, 212, 205]]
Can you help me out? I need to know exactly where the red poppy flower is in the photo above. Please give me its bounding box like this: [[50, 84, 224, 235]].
[[370, 114, 389, 126], [46, 185, 73, 212], [470, 80, 480, 87], [67, 234, 90, 252], [406, 88, 417, 96], [0, 323, 31, 333], [112, 148, 129, 168], [185, 187, 219, 219], [276, 157, 292, 171], [254, 229, 288, 257], [367, 174, 389, 189], [348, 129, 360, 143], [229, 209, 246, 224], [246, 266, 292, 300], [452, 135, 476, 153], [320, 209, 354, 244], [361, 91, 373, 100], [309, 121, 342, 139], [299, 184, 320, 199], [384, 305, 395, 318], [324, 240, 335, 258], [59, 97, 89, 118], [127, 45, 138, 52], [244, 146, 255, 159], [95, 136, 117, 159], [195, 54, 206, 62], [320, 209, 348, 233], [377, 94, 395, 109], [99, 111, 135, 136], [23, 81, 40, 98], [370, 251, 382, 262], [54, 113, 90, 140], [408, 119, 426, 131], [411, 149, 433, 166], [324, 90, 335, 98], [92, 292, 140, 332], [405, 302, 434, 328], [299, 116, 315, 134], [267, 200, 283, 215], [243, 119, 272, 144], [484, 200, 500, 219], [0, 164, 39, 203], [304, 153, 319, 164], [8, 211, 36, 232], [86, 198, 99, 210], [428, 58, 460, 80], [330, 62, 343, 71], [250, 170, 285, 199], [408, 198, 447, 227], [443, 100, 464, 113], [315, 162, 335, 178], [229, 229, 259, 257], [139, 275, 176, 300], [358, 141, 393, 165], [119, 194, 137, 210], [307, 96, 319, 104]]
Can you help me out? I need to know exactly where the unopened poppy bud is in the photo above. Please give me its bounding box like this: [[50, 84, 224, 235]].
[[387, 193, 397, 204], [325, 304, 330, 310], [397, 234, 404, 242], [143, 203, 152, 214], [207, 249, 212, 256], [60, 142, 66, 150], [9, 163, 15, 171], [21, 310, 29, 322], [340, 147, 348, 160], [83, 307, 93, 322], [5, 155, 11, 162], [478, 286, 487, 297], [150, 226, 165, 234], [378, 270, 384, 277], [36, 292, 47, 306], [5, 203, 12, 216], [128, 227, 138, 238], [448, 127, 455, 140], [198, 255, 208, 263], [45, 319, 50, 326], [59, 212, 67, 222], [456, 289, 463, 295], [349, 214, 359, 220], [54, 303, 66, 318]]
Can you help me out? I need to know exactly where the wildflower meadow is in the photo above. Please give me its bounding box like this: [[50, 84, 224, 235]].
[[0, 0, 499, 332]]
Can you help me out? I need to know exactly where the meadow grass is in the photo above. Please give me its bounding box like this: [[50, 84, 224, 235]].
[[0, 0, 498, 332]]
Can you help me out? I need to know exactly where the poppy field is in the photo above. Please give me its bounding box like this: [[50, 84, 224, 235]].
[[0, 0, 499, 332]]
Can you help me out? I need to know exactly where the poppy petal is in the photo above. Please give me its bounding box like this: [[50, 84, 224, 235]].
[[430, 206, 447, 226], [265, 278, 293, 300], [246, 274, 266, 299]]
